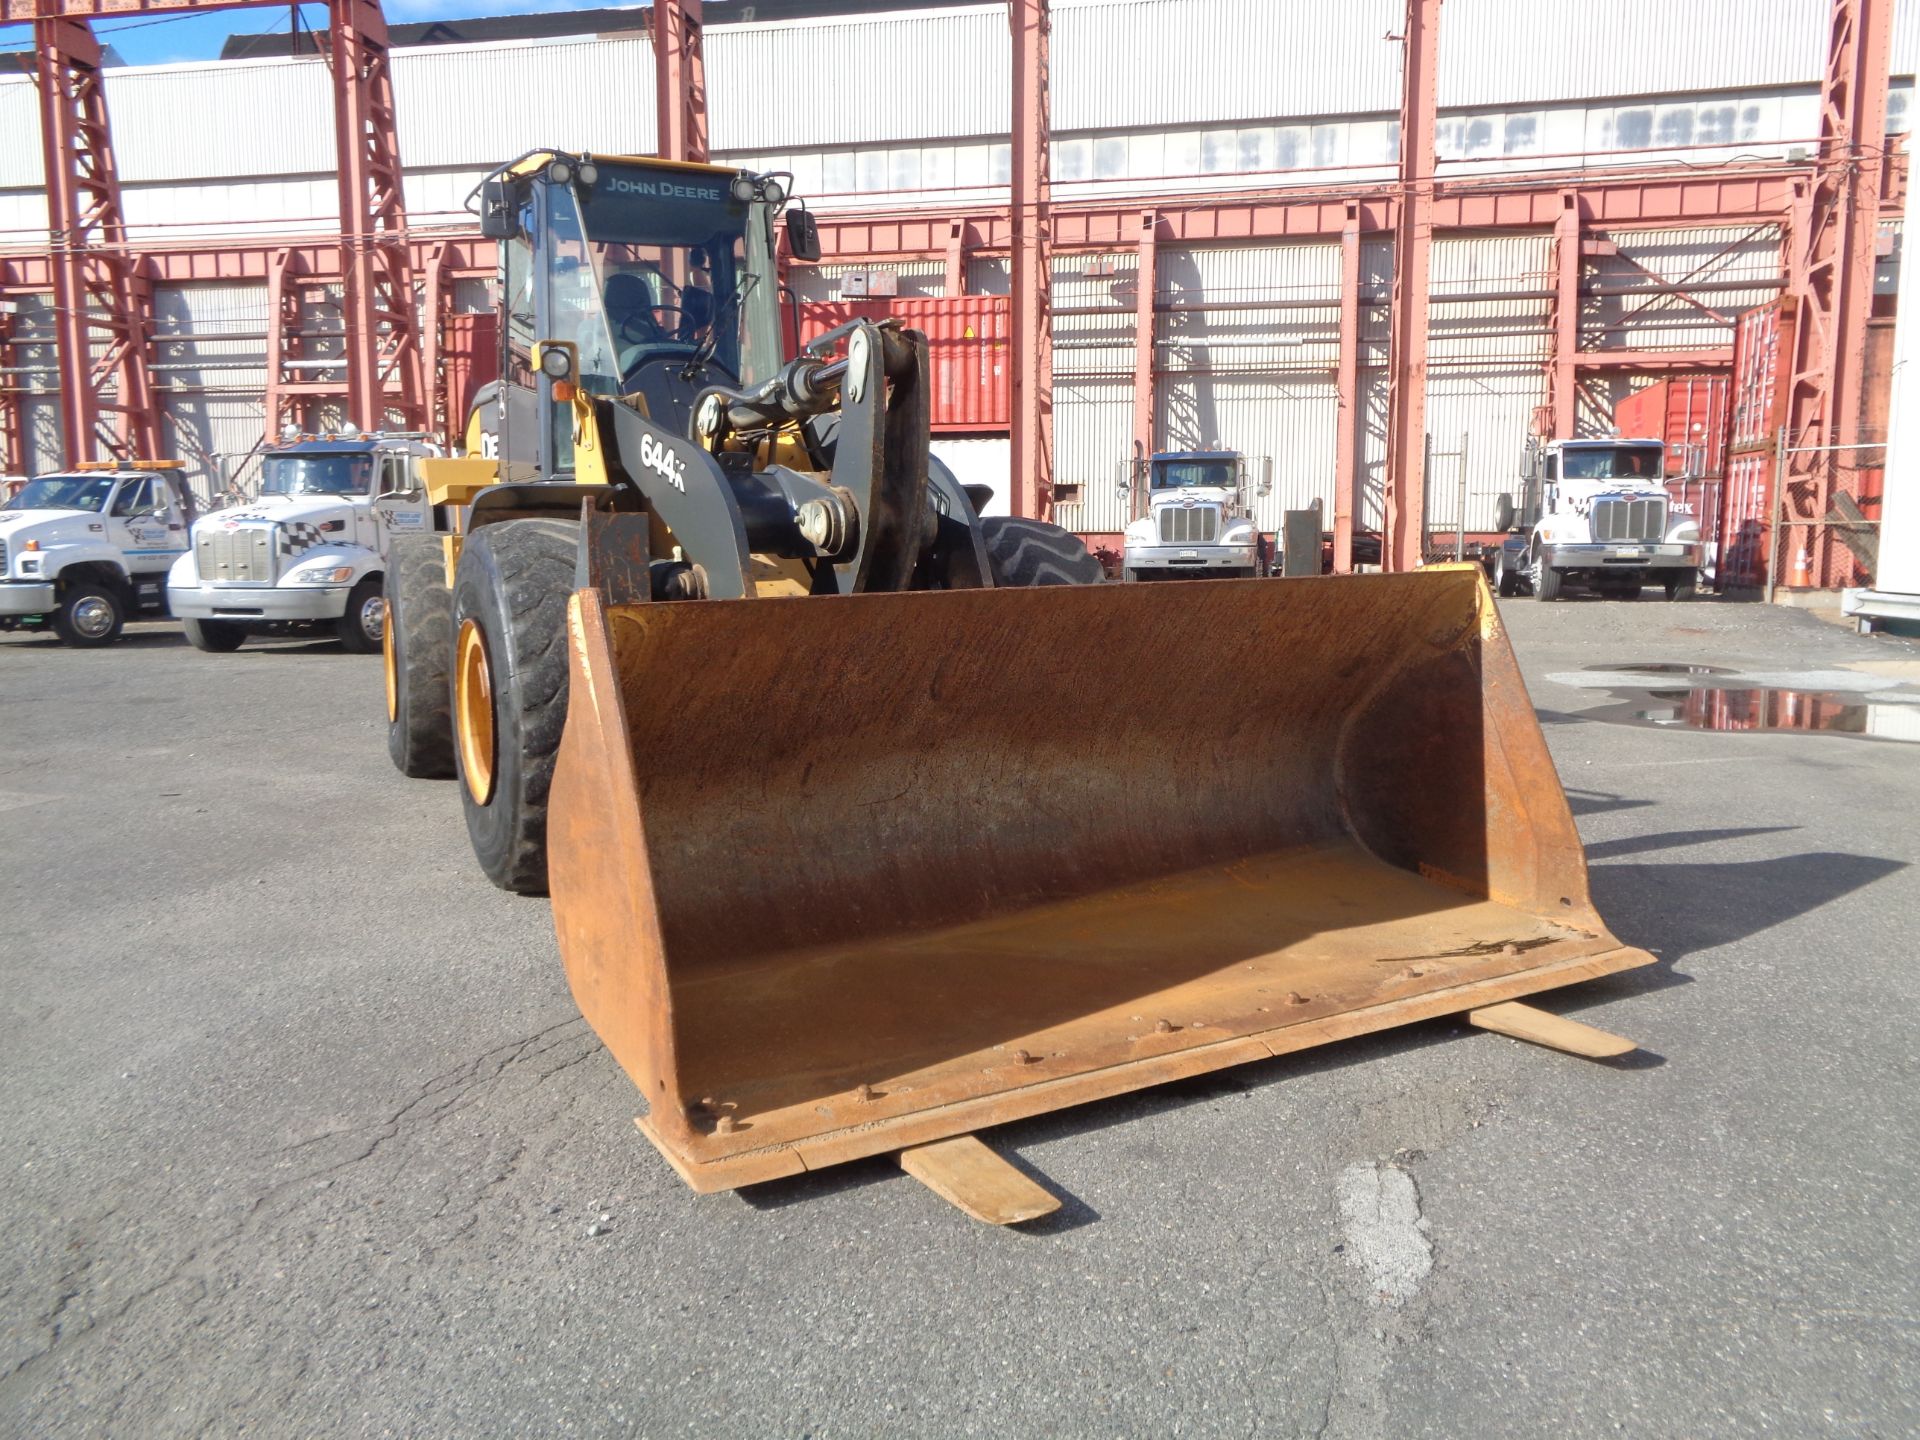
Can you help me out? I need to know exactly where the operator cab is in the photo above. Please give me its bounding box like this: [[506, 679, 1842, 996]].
[[475, 152, 798, 478]]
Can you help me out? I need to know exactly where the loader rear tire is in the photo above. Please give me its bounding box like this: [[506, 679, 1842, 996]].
[[385, 536, 455, 779], [451, 519, 577, 895], [980, 516, 1104, 587]]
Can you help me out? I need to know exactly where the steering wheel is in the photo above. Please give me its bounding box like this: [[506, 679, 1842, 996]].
[[618, 307, 688, 345]]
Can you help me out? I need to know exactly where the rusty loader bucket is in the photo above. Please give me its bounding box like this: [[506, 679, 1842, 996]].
[[549, 567, 1653, 1195]]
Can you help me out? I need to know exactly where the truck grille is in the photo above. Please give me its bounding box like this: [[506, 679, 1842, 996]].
[[1159, 505, 1221, 544], [0, 538, 7, 576], [1590, 497, 1667, 543], [196, 526, 276, 584]]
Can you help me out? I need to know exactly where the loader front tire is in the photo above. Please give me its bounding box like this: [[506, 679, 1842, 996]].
[[980, 516, 1104, 587], [385, 536, 455, 779], [451, 519, 577, 895]]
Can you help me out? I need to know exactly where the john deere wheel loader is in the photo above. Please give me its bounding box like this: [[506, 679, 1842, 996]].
[[383, 151, 1655, 1217]]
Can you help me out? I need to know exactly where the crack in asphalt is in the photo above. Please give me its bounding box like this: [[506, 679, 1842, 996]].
[[0, 1016, 599, 1398]]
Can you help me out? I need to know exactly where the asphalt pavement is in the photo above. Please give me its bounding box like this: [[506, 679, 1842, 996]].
[[2, 591, 1916, 1438]]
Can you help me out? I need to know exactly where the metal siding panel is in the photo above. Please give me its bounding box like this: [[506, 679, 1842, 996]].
[[1593, 225, 1784, 353], [0, 77, 42, 190], [103, 58, 335, 183], [1053, 0, 1401, 130], [0, 190, 46, 246], [394, 37, 657, 167], [789, 260, 948, 304], [710, 8, 1008, 150], [1441, 0, 1828, 107], [1431, 233, 1553, 366], [1423, 372, 1544, 534], [1052, 379, 1133, 533]]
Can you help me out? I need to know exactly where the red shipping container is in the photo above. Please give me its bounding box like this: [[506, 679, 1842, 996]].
[[1715, 300, 1795, 591], [1615, 373, 1731, 571], [442, 311, 500, 445], [1613, 374, 1730, 478], [796, 296, 1010, 432]]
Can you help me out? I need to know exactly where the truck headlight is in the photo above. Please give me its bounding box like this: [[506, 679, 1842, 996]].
[[294, 566, 356, 584]]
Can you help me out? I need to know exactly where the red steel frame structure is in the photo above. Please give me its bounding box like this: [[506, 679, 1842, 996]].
[[31, 15, 160, 461], [0, 0, 1901, 592], [3, 0, 424, 463], [1009, 0, 1053, 521], [1382, 0, 1440, 571], [1777, 0, 1896, 588], [652, 0, 708, 166]]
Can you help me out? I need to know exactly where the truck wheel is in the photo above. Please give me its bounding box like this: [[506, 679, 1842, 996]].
[[52, 581, 124, 647], [183, 618, 247, 652], [1530, 553, 1563, 602], [451, 519, 577, 895], [1493, 550, 1521, 597], [336, 576, 386, 654], [980, 517, 1104, 587], [1664, 571, 1698, 602], [385, 537, 455, 779]]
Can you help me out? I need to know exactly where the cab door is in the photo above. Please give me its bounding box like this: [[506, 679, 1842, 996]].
[[369, 451, 431, 553], [109, 477, 179, 573]]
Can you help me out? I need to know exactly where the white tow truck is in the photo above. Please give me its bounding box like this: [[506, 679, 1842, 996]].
[[167, 430, 440, 652], [1492, 436, 1704, 601], [0, 461, 196, 646], [1119, 450, 1264, 580]]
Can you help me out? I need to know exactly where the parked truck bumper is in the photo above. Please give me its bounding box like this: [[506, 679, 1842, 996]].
[[1540, 542, 1701, 572], [166, 582, 349, 623], [1126, 544, 1260, 576], [0, 581, 58, 617]]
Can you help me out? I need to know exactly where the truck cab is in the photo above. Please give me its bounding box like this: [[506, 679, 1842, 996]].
[[166, 430, 439, 652], [0, 462, 195, 646], [1495, 436, 1703, 601], [1120, 450, 1262, 580]]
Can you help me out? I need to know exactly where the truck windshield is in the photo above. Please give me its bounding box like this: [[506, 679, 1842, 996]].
[[4, 474, 118, 512], [260, 454, 373, 496], [1559, 445, 1665, 480], [546, 166, 780, 392], [1153, 460, 1237, 489]]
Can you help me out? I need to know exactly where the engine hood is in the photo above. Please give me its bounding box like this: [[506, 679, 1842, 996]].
[[206, 494, 363, 530], [0, 508, 112, 545], [1149, 488, 1236, 510]]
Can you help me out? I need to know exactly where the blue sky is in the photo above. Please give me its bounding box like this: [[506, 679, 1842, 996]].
[[2, 1, 636, 68]]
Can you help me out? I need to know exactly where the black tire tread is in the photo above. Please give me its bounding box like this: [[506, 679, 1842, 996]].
[[980, 516, 1105, 587], [386, 537, 454, 778], [453, 519, 578, 894], [183, 617, 247, 652]]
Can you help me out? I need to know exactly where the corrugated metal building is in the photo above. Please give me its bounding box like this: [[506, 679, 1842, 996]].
[[0, 0, 1912, 513]]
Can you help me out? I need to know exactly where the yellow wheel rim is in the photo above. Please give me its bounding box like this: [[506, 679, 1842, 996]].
[[381, 599, 399, 724], [455, 617, 496, 806]]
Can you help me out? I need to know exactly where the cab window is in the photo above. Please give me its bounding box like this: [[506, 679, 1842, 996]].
[[110, 478, 154, 517]]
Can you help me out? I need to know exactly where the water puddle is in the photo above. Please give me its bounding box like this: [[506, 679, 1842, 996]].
[[1572, 663, 1920, 743]]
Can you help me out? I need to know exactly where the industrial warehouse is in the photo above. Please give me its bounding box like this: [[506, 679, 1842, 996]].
[[2, 0, 1918, 1435]]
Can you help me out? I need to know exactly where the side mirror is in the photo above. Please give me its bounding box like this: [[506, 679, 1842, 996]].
[[786, 209, 822, 263], [478, 178, 515, 240]]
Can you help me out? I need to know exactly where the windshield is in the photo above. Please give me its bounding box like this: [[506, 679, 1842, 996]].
[[1153, 459, 1237, 489], [1559, 445, 1665, 481], [5, 474, 118, 512], [260, 454, 373, 496], [545, 167, 781, 392]]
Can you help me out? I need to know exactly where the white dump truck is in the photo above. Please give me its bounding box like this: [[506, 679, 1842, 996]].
[[1119, 449, 1264, 580], [0, 461, 195, 645], [167, 431, 440, 652], [1493, 436, 1704, 601]]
